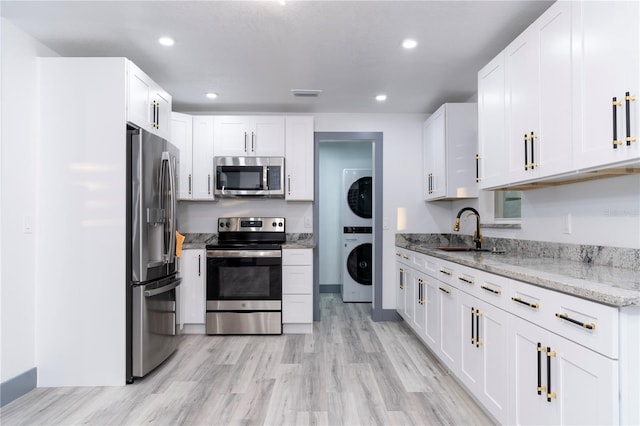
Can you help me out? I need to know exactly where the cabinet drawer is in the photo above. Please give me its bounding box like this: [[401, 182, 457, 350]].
[[424, 256, 439, 278], [282, 249, 312, 265], [508, 280, 549, 327], [412, 251, 426, 271], [282, 294, 312, 323], [436, 262, 455, 285], [547, 293, 619, 359], [396, 248, 412, 265], [474, 270, 508, 309], [282, 265, 312, 294]]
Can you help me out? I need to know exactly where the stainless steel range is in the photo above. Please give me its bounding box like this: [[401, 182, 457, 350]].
[[205, 217, 285, 335]]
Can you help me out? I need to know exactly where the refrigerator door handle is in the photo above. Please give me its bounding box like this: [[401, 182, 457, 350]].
[[143, 279, 181, 297], [161, 151, 177, 263]]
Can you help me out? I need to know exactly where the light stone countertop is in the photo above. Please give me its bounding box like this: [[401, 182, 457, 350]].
[[181, 233, 314, 250], [396, 241, 640, 307]]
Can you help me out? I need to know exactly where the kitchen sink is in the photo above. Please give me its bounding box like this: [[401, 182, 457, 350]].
[[434, 246, 490, 252]]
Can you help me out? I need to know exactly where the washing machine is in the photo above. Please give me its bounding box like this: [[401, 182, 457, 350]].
[[342, 226, 373, 302], [342, 169, 372, 228]]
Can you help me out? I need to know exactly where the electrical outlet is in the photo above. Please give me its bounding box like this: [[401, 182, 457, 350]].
[[563, 213, 572, 234], [304, 215, 312, 228], [23, 215, 33, 234]]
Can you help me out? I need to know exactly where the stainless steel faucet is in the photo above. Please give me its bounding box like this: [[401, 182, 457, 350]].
[[454, 207, 483, 249]]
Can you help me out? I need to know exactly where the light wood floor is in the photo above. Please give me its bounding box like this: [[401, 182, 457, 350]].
[[0, 294, 492, 425]]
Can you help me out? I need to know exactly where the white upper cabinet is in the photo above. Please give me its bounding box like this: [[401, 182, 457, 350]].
[[170, 112, 193, 200], [171, 114, 215, 201], [213, 116, 285, 157], [478, 52, 508, 189], [127, 61, 171, 140], [191, 116, 215, 200], [285, 116, 314, 201], [505, 1, 573, 184], [573, 1, 639, 169], [479, 1, 638, 190], [423, 103, 478, 200]]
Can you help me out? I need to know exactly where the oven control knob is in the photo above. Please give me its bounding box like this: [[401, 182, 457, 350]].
[[272, 222, 277, 227], [226, 222, 231, 228], [219, 222, 225, 228], [278, 222, 283, 227]]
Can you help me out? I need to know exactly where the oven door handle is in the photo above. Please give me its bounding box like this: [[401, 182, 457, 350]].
[[207, 250, 282, 258], [144, 279, 181, 297]]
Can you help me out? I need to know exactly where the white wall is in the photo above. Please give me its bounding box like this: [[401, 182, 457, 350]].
[[318, 141, 372, 287], [466, 175, 640, 249], [0, 19, 57, 384], [178, 199, 313, 234]]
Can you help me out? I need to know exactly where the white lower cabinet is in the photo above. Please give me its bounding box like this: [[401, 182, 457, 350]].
[[412, 272, 427, 337], [395, 249, 412, 322], [396, 247, 624, 424], [179, 249, 206, 333], [459, 292, 509, 424], [509, 314, 619, 425], [423, 277, 439, 352], [282, 249, 313, 334], [436, 281, 459, 374]]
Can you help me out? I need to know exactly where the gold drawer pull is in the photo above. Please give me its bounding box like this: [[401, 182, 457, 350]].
[[458, 276, 474, 285], [555, 312, 596, 330], [511, 297, 539, 310], [481, 285, 501, 295]]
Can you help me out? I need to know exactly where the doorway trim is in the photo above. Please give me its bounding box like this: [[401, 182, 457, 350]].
[[313, 132, 384, 321]]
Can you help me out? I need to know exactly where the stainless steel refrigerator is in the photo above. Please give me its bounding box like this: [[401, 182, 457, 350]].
[[126, 125, 181, 382]]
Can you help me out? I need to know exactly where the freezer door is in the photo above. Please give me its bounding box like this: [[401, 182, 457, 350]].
[[132, 276, 181, 377]]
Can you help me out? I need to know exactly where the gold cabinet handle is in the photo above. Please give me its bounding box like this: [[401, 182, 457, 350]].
[[613, 97, 623, 148], [481, 285, 501, 295], [439, 269, 452, 276], [458, 276, 474, 285], [511, 296, 539, 310], [555, 312, 596, 330], [625, 92, 636, 146]]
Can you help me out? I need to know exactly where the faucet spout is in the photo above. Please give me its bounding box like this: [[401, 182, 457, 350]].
[[453, 207, 482, 249]]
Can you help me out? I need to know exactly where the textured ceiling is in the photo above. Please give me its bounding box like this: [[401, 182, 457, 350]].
[[1, 0, 554, 114]]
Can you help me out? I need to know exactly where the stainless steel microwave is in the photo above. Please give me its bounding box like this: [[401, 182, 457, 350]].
[[214, 157, 285, 197]]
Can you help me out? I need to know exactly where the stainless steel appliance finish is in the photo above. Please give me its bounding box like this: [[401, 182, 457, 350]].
[[127, 125, 181, 381], [214, 157, 285, 197], [132, 275, 181, 377], [206, 217, 285, 335], [206, 311, 282, 335]]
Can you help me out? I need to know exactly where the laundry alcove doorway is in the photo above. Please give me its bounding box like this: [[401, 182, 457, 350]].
[[313, 132, 383, 321]]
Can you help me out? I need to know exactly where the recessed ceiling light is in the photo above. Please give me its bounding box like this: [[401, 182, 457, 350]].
[[376, 94, 387, 102], [402, 39, 417, 49], [158, 37, 175, 47], [205, 92, 218, 99]]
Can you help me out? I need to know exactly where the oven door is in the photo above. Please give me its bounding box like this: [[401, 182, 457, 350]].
[[206, 248, 282, 307]]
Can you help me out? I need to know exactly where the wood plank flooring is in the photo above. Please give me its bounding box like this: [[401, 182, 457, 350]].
[[0, 294, 492, 425]]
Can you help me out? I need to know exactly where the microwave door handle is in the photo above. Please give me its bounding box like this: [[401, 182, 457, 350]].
[[263, 166, 268, 190]]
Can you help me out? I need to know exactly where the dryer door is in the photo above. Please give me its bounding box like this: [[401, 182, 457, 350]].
[[346, 243, 372, 285], [346, 176, 372, 219]]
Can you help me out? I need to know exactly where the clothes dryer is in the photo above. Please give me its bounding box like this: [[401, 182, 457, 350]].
[[342, 169, 372, 227], [342, 226, 373, 302]]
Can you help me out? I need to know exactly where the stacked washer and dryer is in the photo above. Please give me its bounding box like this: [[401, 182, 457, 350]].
[[341, 169, 373, 302]]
